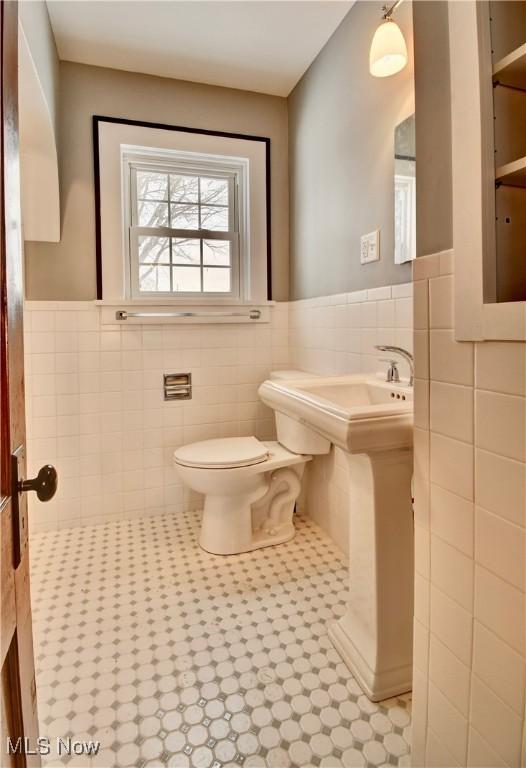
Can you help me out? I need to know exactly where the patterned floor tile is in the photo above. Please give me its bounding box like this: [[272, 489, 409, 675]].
[[30, 511, 411, 768]]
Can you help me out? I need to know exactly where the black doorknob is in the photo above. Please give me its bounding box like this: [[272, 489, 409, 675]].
[[19, 465, 58, 502]]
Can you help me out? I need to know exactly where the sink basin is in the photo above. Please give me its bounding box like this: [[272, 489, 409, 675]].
[[259, 374, 413, 455], [259, 373, 414, 702]]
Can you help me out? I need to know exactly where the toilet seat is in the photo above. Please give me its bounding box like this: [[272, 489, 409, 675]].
[[174, 436, 270, 470]]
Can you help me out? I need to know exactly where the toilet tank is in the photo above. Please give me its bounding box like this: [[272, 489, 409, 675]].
[[267, 370, 331, 455]]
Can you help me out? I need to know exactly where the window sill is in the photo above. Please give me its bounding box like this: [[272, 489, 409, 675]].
[[96, 300, 274, 326]]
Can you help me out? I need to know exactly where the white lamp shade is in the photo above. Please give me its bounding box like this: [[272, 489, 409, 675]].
[[369, 19, 408, 78]]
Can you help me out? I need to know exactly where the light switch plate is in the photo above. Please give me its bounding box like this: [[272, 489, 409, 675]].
[[360, 230, 380, 264], [360, 236, 369, 264]]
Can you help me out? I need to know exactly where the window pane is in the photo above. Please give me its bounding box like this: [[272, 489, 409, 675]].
[[203, 267, 231, 293], [200, 206, 229, 231], [200, 177, 229, 205], [139, 265, 170, 292], [172, 266, 201, 292], [171, 204, 199, 229], [138, 236, 170, 264], [137, 171, 167, 201], [170, 175, 199, 203], [203, 239, 230, 266], [138, 200, 169, 227], [172, 238, 200, 265]]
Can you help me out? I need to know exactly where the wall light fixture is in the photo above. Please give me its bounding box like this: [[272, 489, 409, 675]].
[[370, 1, 408, 78]]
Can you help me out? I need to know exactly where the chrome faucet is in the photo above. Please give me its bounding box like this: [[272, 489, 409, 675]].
[[375, 345, 414, 386], [379, 358, 400, 383]]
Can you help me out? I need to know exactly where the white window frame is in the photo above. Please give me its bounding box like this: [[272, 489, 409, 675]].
[[95, 119, 270, 307], [123, 150, 245, 300], [394, 174, 416, 264]]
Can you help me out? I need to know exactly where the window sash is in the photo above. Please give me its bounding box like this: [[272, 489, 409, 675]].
[[128, 163, 240, 299], [130, 165, 237, 232], [129, 227, 239, 298], [131, 226, 237, 240]]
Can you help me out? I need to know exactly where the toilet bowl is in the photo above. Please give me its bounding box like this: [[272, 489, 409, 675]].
[[173, 369, 317, 556], [174, 436, 310, 555]]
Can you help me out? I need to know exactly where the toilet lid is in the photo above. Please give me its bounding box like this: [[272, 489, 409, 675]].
[[174, 436, 270, 469]]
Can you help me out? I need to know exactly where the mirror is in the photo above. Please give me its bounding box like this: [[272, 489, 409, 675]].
[[394, 113, 416, 264]]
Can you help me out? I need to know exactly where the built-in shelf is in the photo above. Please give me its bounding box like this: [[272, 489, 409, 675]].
[[493, 42, 526, 89], [496, 156, 526, 187]]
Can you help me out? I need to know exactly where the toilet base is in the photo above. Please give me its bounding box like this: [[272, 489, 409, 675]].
[[200, 519, 295, 555], [199, 480, 269, 555], [198, 446, 309, 556]]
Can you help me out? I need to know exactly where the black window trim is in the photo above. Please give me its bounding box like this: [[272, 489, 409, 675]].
[[92, 115, 272, 301]]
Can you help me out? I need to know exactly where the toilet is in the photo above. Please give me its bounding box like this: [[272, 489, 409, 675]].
[[173, 370, 315, 555]]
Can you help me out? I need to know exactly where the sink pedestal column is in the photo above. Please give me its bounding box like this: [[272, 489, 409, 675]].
[[328, 447, 414, 702]]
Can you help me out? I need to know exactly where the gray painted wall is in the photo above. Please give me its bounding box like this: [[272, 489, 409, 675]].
[[24, 2, 452, 301], [288, 0, 414, 300], [413, 1, 453, 257], [25, 62, 289, 301]]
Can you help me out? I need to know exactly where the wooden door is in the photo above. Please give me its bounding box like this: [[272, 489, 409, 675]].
[[1, 2, 56, 764]]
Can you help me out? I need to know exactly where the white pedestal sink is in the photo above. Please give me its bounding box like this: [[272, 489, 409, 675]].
[[258, 374, 414, 701]]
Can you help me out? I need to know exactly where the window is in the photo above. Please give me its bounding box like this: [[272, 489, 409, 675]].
[[126, 158, 240, 298], [95, 118, 269, 305]]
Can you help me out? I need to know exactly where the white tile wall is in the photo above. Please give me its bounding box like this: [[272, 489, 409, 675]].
[[288, 282, 413, 556], [411, 250, 526, 768], [288, 283, 413, 381], [24, 301, 289, 531], [299, 445, 351, 557], [25, 281, 413, 554]]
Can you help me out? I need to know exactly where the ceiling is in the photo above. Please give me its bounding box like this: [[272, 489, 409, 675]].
[[46, 1, 353, 97]]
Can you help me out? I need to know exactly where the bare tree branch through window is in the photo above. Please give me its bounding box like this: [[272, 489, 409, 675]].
[[131, 168, 236, 295]]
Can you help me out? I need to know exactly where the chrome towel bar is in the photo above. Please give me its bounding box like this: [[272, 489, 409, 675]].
[[115, 309, 261, 321]]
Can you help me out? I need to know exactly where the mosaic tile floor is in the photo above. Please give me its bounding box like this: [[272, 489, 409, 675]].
[[30, 511, 411, 768]]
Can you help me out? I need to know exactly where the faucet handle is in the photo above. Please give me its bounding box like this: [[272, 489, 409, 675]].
[[375, 344, 414, 386], [379, 358, 400, 383]]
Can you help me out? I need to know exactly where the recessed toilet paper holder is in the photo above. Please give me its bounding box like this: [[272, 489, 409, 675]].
[[164, 373, 192, 400]]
